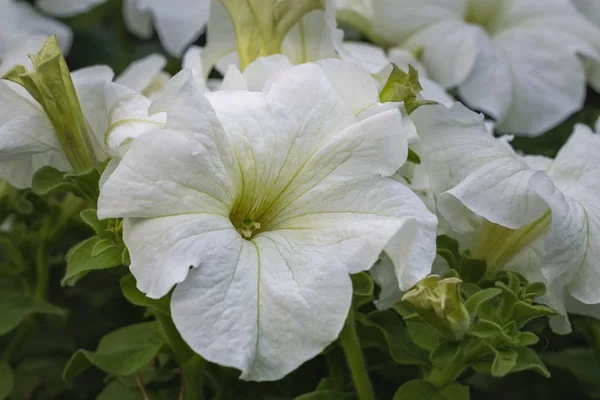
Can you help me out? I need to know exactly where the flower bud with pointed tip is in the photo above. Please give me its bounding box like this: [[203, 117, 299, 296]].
[[402, 275, 470, 340]]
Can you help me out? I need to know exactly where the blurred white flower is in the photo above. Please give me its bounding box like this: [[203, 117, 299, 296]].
[[115, 53, 170, 101], [340, 0, 600, 136], [0, 39, 164, 188], [97, 61, 437, 380], [36, 0, 210, 56], [414, 103, 600, 333], [0, 0, 71, 57]]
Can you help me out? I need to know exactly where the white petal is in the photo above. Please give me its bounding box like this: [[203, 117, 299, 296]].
[[136, 0, 210, 56], [97, 128, 234, 219], [414, 103, 548, 231], [396, 18, 479, 88], [241, 55, 293, 92], [2, 1, 72, 54], [493, 28, 587, 135], [115, 54, 167, 93], [387, 48, 429, 78], [282, 10, 337, 64], [181, 46, 209, 89], [124, 214, 239, 298], [341, 41, 390, 74], [0, 151, 70, 189], [458, 31, 512, 122], [172, 233, 352, 381], [123, 0, 153, 39], [36, 0, 106, 17], [371, 0, 466, 44]]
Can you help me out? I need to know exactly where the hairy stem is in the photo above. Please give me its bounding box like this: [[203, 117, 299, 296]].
[[339, 308, 376, 400]]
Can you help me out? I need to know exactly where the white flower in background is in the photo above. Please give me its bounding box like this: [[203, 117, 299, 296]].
[[0, 38, 164, 188], [115, 53, 170, 101], [414, 103, 600, 333], [97, 61, 437, 380], [0, 0, 71, 57], [194, 0, 340, 79], [36, 0, 210, 56], [341, 0, 600, 136]]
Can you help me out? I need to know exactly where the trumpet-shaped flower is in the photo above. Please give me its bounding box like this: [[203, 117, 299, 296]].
[[36, 0, 210, 56], [0, 38, 164, 188], [115, 54, 170, 101], [413, 103, 600, 333], [341, 0, 600, 136], [97, 61, 437, 380]]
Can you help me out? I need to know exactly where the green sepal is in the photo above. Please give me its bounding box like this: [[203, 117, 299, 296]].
[[464, 288, 501, 317], [62, 321, 166, 382], [2, 36, 98, 171], [0, 291, 67, 335], [379, 64, 438, 114], [120, 274, 171, 316], [407, 148, 422, 164]]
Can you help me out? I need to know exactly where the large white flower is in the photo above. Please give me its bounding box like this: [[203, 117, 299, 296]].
[[0, 40, 163, 188], [97, 61, 437, 380], [342, 0, 600, 136], [115, 53, 170, 101], [413, 103, 600, 333], [0, 0, 71, 57], [573, 0, 600, 26], [36, 0, 210, 56]]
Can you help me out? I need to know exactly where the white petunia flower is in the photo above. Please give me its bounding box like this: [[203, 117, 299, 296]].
[[97, 61, 438, 380], [0, 39, 164, 188], [413, 103, 600, 333], [115, 53, 170, 101], [37, 0, 210, 56], [341, 0, 600, 136], [0, 0, 71, 57], [573, 0, 600, 26]]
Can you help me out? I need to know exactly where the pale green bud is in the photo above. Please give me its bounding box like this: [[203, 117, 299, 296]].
[[219, 0, 325, 70], [2, 36, 98, 172], [402, 275, 470, 340]]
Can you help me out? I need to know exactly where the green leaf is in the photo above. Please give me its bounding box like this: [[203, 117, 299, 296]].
[[406, 321, 443, 351], [80, 209, 109, 236], [63, 321, 165, 381], [0, 291, 67, 335], [468, 320, 504, 339], [0, 361, 13, 400], [96, 380, 140, 400], [295, 392, 354, 400], [515, 331, 539, 347], [511, 347, 550, 378], [458, 257, 487, 284], [11, 357, 69, 400], [464, 288, 501, 317], [351, 272, 374, 309], [429, 341, 461, 367], [363, 310, 430, 365], [436, 235, 461, 271], [92, 239, 119, 257], [394, 380, 469, 400], [490, 347, 518, 377], [394, 380, 436, 400], [220, 0, 325, 69], [512, 302, 557, 328], [120, 274, 171, 316], [544, 349, 600, 394], [32, 167, 100, 204], [63, 237, 122, 286], [3, 36, 98, 171]]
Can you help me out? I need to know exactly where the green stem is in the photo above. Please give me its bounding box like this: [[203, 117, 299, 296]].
[[34, 239, 49, 299], [339, 308, 376, 400], [582, 317, 600, 360], [0, 320, 33, 362], [156, 312, 205, 400], [326, 348, 345, 392]]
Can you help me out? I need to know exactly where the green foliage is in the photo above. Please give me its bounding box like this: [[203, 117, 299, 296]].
[[394, 380, 469, 400], [120, 274, 171, 316], [0, 292, 66, 335], [32, 167, 100, 207], [0, 362, 14, 400], [63, 321, 166, 381]]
